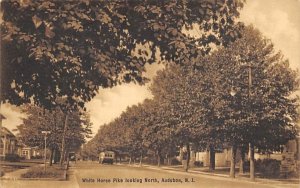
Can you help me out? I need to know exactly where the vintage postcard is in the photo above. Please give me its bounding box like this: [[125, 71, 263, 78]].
[[0, 0, 299, 188]]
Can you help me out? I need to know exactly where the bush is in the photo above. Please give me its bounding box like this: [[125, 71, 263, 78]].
[[0, 156, 5, 161], [21, 166, 65, 179], [256, 159, 281, 178], [5, 154, 21, 162], [194, 161, 204, 167], [170, 158, 182, 165], [31, 155, 43, 159], [142, 156, 158, 165], [0, 170, 4, 177]]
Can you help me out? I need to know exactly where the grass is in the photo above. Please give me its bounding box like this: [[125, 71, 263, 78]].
[[0, 164, 28, 175], [21, 165, 65, 179], [0, 160, 40, 176], [0, 160, 42, 167]]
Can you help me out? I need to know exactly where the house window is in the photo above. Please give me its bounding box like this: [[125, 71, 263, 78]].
[[0, 140, 3, 155], [22, 150, 28, 156]]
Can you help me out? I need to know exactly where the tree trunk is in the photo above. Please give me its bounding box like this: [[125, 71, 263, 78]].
[[157, 149, 162, 167], [230, 145, 237, 178], [209, 145, 215, 171], [60, 114, 68, 166], [53, 149, 58, 164], [49, 148, 54, 166], [239, 147, 245, 175], [249, 143, 255, 181], [139, 152, 143, 166], [186, 143, 190, 171], [129, 156, 132, 165], [66, 150, 70, 169]]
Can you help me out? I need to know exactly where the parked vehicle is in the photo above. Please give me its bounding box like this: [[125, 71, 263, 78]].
[[68, 152, 76, 161], [99, 151, 115, 164]]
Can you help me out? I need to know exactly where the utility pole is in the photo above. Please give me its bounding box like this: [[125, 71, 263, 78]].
[[42, 131, 51, 172], [247, 65, 255, 181], [60, 113, 68, 166], [230, 64, 255, 181]]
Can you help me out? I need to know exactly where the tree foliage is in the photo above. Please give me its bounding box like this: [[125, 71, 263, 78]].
[[212, 26, 300, 151], [17, 105, 92, 152], [81, 26, 299, 172], [1, 0, 244, 109]]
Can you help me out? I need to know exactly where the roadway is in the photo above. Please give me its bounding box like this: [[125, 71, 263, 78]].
[[1, 161, 298, 188]]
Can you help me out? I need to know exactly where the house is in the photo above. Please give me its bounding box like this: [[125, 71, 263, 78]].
[[195, 148, 242, 167], [193, 136, 300, 168], [0, 126, 18, 159], [18, 144, 41, 159]]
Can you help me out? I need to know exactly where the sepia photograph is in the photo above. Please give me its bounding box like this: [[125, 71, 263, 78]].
[[0, 0, 299, 188]]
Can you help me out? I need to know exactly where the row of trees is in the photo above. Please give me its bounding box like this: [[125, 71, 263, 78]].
[[1, 1, 298, 178], [83, 26, 299, 180]]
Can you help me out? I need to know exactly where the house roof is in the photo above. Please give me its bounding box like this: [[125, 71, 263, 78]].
[[0, 127, 16, 138]]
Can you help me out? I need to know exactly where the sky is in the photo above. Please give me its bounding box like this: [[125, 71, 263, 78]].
[[1, 0, 300, 137]]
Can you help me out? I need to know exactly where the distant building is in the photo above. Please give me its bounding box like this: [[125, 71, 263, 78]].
[[194, 136, 300, 168], [195, 148, 241, 167], [18, 144, 41, 159]]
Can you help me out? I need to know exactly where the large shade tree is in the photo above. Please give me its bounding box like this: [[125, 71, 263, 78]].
[[1, 0, 245, 109], [140, 99, 177, 167], [150, 63, 226, 171], [207, 26, 300, 179], [17, 104, 92, 165]]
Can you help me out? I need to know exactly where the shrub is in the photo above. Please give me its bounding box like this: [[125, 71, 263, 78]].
[[256, 159, 281, 178], [194, 161, 204, 167], [0, 156, 5, 161], [0, 170, 4, 177], [5, 154, 21, 162], [31, 155, 43, 159], [21, 166, 65, 178], [170, 158, 182, 165]]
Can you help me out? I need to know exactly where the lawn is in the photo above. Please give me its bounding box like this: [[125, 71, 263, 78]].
[[21, 165, 66, 179], [0, 160, 44, 177], [0, 161, 32, 176]]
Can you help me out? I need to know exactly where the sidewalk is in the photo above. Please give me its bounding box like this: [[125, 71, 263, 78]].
[[0, 162, 44, 180], [1, 164, 68, 180], [120, 163, 299, 187], [1, 167, 32, 180]]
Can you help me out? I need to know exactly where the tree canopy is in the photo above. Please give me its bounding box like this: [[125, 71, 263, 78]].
[[17, 104, 92, 152], [1, 0, 244, 109], [83, 25, 300, 174]]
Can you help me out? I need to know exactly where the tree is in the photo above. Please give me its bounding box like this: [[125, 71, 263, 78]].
[[150, 63, 226, 171], [1, 0, 244, 109], [198, 25, 300, 179], [140, 99, 176, 167], [17, 105, 92, 165]]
